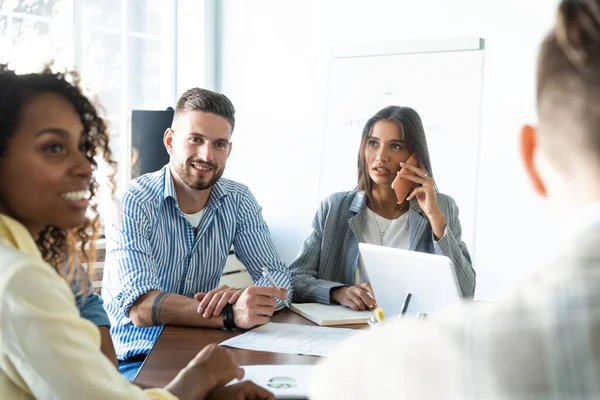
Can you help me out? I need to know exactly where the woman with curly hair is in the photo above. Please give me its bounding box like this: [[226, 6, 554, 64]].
[[0, 64, 272, 399]]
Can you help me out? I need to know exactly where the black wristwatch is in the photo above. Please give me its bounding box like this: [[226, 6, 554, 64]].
[[222, 303, 238, 330]]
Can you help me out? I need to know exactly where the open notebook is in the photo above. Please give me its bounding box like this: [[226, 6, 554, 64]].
[[290, 303, 372, 326]]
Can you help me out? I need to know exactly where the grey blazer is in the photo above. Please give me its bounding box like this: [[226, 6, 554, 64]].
[[289, 190, 476, 304]]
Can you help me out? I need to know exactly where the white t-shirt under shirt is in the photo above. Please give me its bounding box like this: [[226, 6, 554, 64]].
[[355, 208, 410, 284], [183, 208, 205, 228]]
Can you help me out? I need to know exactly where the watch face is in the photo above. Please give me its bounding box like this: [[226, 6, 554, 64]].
[[267, 376, 298, 389]]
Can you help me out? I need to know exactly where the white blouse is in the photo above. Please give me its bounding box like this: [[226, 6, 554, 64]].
[[355, 208, 410, 284]]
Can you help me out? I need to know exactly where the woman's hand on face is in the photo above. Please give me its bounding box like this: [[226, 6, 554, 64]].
[[398, 162, 447, 239], [398, 162, 439, 216]]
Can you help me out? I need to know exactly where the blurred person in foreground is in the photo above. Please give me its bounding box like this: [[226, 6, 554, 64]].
[[310, 0, 600, 398]]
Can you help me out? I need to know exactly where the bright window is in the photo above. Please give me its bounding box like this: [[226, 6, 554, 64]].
[[0, 0, 177, 216]]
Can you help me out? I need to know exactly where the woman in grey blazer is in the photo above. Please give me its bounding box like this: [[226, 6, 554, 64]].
[[290, 106, 475, 310]]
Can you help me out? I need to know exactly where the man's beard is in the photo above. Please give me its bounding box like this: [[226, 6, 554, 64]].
[[174, 159, 223, 190]]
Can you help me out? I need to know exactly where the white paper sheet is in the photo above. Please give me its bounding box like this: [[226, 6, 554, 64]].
[[219, 322, 358, 357], [228, 365, 313, 399]]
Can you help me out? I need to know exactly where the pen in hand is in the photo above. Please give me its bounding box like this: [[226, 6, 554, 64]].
[[261, 267, 290, 308]]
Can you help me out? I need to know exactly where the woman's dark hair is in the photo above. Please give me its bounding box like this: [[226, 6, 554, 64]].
[[357, 106, 434, 204], [0, 64, 116, 290]]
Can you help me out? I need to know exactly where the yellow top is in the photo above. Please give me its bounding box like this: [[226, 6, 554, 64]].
[[0, 213, 177, 399]]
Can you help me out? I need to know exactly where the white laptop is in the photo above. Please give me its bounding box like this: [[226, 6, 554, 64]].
[[358, 243, 463, 318]]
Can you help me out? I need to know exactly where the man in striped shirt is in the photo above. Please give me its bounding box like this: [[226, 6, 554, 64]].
[[102, 88, 292, 380]]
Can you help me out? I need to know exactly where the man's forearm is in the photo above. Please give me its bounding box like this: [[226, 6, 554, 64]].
[[129, 290, 223, 328]]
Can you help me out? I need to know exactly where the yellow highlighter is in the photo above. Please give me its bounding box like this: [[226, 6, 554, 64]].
[[373, 307, 385, 323]]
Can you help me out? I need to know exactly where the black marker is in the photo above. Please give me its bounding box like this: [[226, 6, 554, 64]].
[[400, 292, 412, 316]]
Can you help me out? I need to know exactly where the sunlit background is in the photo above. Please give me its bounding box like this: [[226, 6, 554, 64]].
[[0, 0, 565, 300], [0, 0, 177, 217]]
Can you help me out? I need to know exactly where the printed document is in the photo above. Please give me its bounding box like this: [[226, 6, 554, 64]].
[[220, 322, 359, 357]]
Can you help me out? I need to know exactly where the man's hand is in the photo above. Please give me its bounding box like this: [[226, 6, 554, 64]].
[[232, 286, 288, 329], [331, 282, 376, 311], [165, 344, 243, 400], [195, 285, 244, 318], [207, 381, 275, 400]]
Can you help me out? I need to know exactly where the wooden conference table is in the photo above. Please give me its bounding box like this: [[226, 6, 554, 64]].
[[134, 308, 368, 387]]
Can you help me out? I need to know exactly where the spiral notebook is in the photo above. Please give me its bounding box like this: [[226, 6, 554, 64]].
[[290, 303, 372, 326]]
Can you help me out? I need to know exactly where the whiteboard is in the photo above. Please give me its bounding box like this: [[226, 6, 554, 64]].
[[319, 38, 485, 260]]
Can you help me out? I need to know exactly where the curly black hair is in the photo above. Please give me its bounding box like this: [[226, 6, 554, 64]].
[[0, 63, 116, 290]]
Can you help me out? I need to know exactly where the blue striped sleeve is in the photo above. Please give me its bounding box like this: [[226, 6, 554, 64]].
[[232, 188, 293, 304], [105, 191, 161, 318]]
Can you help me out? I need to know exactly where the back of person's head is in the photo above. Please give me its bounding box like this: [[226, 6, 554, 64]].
[[173, 87, 236, 132], [357, 105, 434, 195], [537, 0, 600, 171], [0, 64, 114, 287]]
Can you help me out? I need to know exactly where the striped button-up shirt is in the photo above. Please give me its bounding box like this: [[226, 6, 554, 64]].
[[102, 165, 292, 360]]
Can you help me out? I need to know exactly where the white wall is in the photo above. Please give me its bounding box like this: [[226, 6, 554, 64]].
[[177, 1, 207, 93], [180, 0, 561, 300]]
